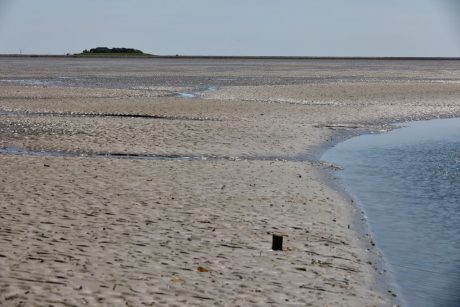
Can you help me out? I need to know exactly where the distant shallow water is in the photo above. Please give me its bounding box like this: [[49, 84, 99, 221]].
[[0, 77, 218, 99], [322, 118, 460, 307], [177, 85, 218, 99]]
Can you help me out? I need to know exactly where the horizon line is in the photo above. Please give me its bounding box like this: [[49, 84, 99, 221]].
[[1, 54, 460, 61]]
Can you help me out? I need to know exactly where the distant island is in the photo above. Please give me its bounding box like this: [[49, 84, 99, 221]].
[[77, 47, 153, 56]]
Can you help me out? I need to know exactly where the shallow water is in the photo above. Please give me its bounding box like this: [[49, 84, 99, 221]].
[[322, 118, 460, 307]]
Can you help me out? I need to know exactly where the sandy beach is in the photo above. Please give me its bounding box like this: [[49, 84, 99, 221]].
[[1, 57, 460, 306]]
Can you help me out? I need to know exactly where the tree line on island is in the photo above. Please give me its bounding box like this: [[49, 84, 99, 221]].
[[81, 47, 146, 55]]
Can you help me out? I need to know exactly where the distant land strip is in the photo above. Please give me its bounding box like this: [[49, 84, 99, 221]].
[[1, 54, 460, 61]]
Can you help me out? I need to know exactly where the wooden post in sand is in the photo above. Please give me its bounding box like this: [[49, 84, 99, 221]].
[[272, 233, 284, 251]]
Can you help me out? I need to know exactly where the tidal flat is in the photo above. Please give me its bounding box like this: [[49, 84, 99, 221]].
[[1, 57, 460, 306]]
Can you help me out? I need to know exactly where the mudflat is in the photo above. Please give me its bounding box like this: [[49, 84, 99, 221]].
[[1, 57, 460, 306]]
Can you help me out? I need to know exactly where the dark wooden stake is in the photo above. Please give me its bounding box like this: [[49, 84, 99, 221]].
[[272, 234, 284, 251]]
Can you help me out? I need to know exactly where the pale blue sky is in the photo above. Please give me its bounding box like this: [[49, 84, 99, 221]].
[[0, 0, 459, 56]]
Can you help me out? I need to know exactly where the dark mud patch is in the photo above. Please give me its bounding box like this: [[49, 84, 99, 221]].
[[0, 109, 220, 121], [0, 146, 314, 163]]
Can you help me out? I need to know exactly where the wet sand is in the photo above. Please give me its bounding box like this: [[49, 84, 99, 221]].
[[1, 57, 460, 306]]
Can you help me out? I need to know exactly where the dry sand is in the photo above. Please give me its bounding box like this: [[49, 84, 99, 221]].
[[1, 58, 460, 306]]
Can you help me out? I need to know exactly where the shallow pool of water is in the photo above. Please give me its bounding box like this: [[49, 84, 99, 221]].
[[322, 118, 460, 307]]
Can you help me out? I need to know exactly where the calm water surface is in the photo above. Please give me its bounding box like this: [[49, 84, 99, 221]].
[[322, 118, 460, 307]]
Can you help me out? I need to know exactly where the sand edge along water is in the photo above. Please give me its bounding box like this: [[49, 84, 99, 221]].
[[1, 58, 460, 306]]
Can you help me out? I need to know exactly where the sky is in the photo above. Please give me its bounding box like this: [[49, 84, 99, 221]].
[[0, 0, 459, 56]]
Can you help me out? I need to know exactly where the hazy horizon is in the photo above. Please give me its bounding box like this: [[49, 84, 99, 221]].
[[0, 0, 459, 57]]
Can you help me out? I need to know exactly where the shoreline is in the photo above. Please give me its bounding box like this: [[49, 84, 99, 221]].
[[314, 122, 408, 306]]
